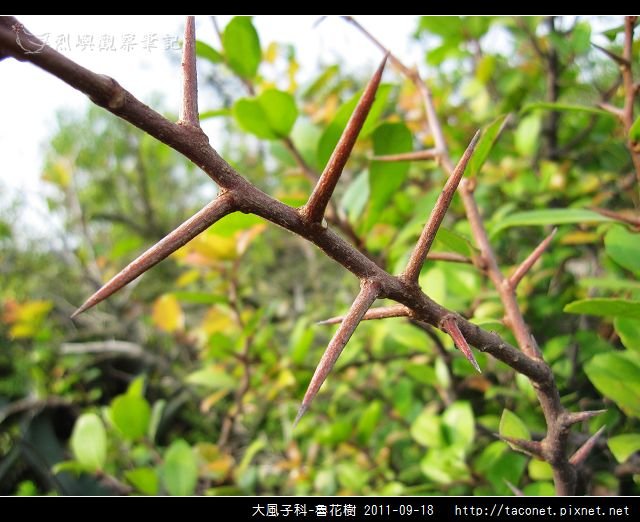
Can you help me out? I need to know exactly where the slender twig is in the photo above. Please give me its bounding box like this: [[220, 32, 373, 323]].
[[621, 16, 640, 187], [295, 280, 381, 425], [599, 102, 625, 121], [370, 149, 439, 162], [562, 409, 607, 427], [569, 425, 606, 466], [179, 16, 199, 128], [303, 55, 387, 224], [71, 192, 235, 317], [509, 228, 557, 289], [427, 252, 473, 264], [402, 131, 480, 283], [590, 207, 640, 228], [317, 304, 409, 325]]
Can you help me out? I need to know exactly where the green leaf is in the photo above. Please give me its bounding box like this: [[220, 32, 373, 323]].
[[356, 400, 382, 444], [411, 409, 444, 448], [148, 399, 166, 442], [491, 209, 612, 236], [222, 16, 261, 79], [162, 439, 198, 496], [420, 446, 470, 485], [608, 434, 640, 463], [578, 277, 640, 292], [70, 413, 107, 472], [564, 298, 640, 320], [127, 375, 145, 398], [289, 318, 314, 365], [523, 482, 556, 496], [195, 40, 223, 64], [614, 318, 640, 352], [367, 122, 413, 228], [514, 113, 542, 156], [499, 409, 531, 444], [111, 394, 151, 441], [466, 114, 509, 178], [585, 352, 640, 418], [340, 170, 369, 223], [233, 98, 276, 140], [233, 89, 298, 140], [521, 102, 612, 116], [629, 115, 640, 144], [442, 401, 475, 452], [186, 366, 236, 390], [528, 459, 554, 480], [605, 225, 640, 273], [125, 467, 159, 495], [257, 89, 298, 137], [435, 228, 475, 256], [199, 109, 231, 120]]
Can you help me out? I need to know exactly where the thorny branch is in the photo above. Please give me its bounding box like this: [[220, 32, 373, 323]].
[[0, 15, 615, 496], [343, 16, 608, 496]]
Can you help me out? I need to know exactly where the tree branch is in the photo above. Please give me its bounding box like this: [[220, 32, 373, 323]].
[[317, 303, 410, 325], [508, 228, 557, 289]]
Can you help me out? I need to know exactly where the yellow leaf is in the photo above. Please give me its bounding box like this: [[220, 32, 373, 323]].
[[264, 41, 278, 63], [15, 300, 53, 324], [200, 389, 230, 413], [200, 306, 235, 336], [10, 323, 36, 339], [152, 294, 184, 333], [42, 160, 71, 188], [176, 269, 200, 288], [173, 232, 237, 266]]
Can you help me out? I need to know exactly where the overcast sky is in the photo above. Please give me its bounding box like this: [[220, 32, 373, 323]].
[[1, 15, 420, 234]]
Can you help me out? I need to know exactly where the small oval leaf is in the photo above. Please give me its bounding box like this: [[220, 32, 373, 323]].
[[71, 413, 107, 472]]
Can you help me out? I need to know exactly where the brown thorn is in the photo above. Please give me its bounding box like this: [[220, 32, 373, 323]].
[[295, 280, 381, 425], [591, 42, 630, 68], [569, 425, 606, 466], [590, 207, 640, 228], [369, 149, 439, 162], [402, 130, 480, 283], [179, 16, 200, 128], [495, 434, 543, 458], [71, 192, 235, 318], [317, 304, 410, 325], [508, 228, 557, 290], [302, 53, 388, 224], [562, 409, 607, 427], [440, 314, 481, 373], [504, 480, 525, 496]]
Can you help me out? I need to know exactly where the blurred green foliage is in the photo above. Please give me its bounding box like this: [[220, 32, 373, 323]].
[[1, 16, 639, 496]]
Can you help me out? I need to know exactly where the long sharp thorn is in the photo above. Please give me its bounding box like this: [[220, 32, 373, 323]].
[[179, 16, 199, 127], [402, 131, 481, 282], [495, 434, 543, 458], [71, 193, 235, 318], [441, 315, 481, 373], [591, 43, 630, 67], [508, 228, 557, 289], [303, 54, 388, 224], [563, 409, 607, 427], [316, 304, 409, 325], [295, 280, 380, 424], [569, 425, 606, 466]]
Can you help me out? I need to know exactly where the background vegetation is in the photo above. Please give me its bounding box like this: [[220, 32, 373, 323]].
[[1, 16, 639, 496]]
